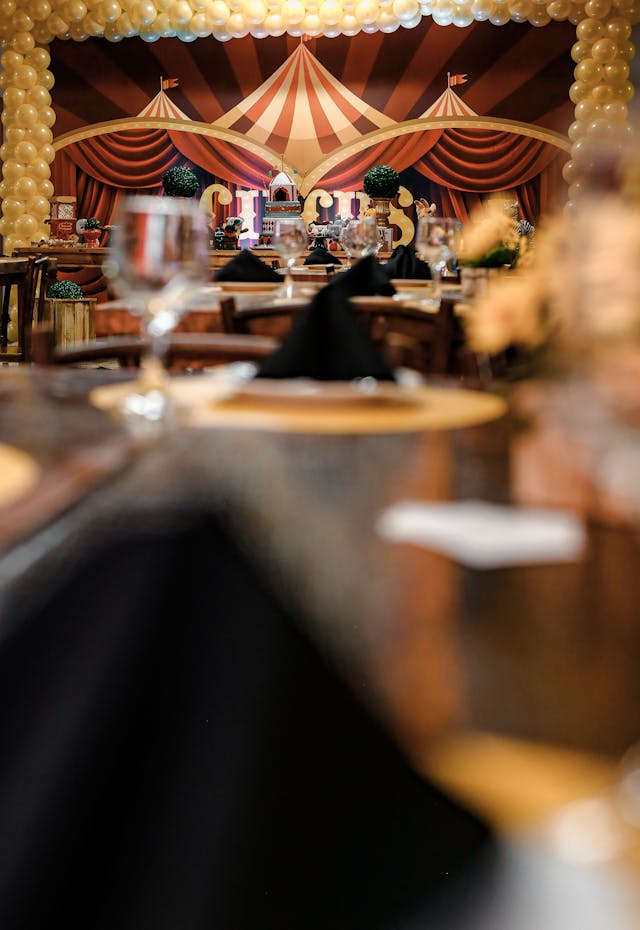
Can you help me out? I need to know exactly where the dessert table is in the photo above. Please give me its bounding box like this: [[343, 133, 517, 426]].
[[0, 366, 638, 927]]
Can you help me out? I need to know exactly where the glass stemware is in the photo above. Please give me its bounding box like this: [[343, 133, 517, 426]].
[[339, 217, 380, 266], [272, 217, 308, 298], [104, 195, 209, 422], [414, 216, 463, 306]]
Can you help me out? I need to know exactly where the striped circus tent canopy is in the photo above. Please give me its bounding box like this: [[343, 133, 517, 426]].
[[212, 42, 394, 175], [137, 89, 191, 121], [421, 87, 477, 119]]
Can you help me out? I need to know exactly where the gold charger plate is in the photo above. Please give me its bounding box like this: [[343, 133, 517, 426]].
[[0, 443, 41, 506], [213, 281, 281, 293], [89, 377, 507, 435]]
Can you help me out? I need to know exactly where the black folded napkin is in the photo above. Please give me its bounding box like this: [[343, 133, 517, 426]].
[[258, 274, 395, 382], [333, 254, 396, 298], [304, 246, 342, 266], [215, 249, 281, 282], [384, 243, 431, 280]]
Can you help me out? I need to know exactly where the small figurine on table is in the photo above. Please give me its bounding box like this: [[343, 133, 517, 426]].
[[221, 217, 248, 250]]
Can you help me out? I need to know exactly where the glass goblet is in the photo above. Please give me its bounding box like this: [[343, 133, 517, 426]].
[[340, 217, 380, 265], [414, 216, 463, 306], [272, 217, 308, 298], [104, 195, 209, 422]]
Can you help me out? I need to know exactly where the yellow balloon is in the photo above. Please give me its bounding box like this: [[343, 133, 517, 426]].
[[584, 0, 610, 14], [25, 47, 51, 70], [616, 40, 635, 62], [604, 59, 630, 86], [39, 144, 56, 164], [614, 80, 635, 102], [0, 0, 17, 17], [576, 17, 604, 42], [14, 214, 38, 239], [2, 198, 24, 220], [575, 59, 603, 85], [3, 86, 26, 109], [15, 103, 39, 127], [2, 50, 24, 71], [27, 85, 52, 108], [591, 37, 617, 62], [67, 0, 88, 19], [26, 195, 50, 217], [606, 16, 631, 42], [562, 158, 577, 184], [11, 10, 34, 30], [575, 98, 601, 120], [29, 0, 52, 21], [602, 100, 628, 123], [570, 40, 591, 61], [40, 70, 55, 91], [14, 175, 38, 198], [569, 80, 589, 103], [29, 158, 50, 180], [101, 0, 121, 20], [14, 140, 38, 163], [4, 126, 26, 145], [14, 65, 38, 91], [12, 31, 36, 54], [2, 161, 27, 183], [568, 120, 585, 141], [39, 106, 56, 128], [28, 124, 53, 145], [6, 321, 18, 344], [39, 179, 54, 198], [591, 83, 615, 102]]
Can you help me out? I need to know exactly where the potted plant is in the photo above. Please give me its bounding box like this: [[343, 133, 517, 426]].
[[46, 279, 84, 300], [161, 165, 199, 198], [363, 165, 400, 227], [82, 217, 101, 248]]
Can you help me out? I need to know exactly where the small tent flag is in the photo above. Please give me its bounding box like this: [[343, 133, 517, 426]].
[[161, 77, 179, 90], [448, 74, 468, 87]]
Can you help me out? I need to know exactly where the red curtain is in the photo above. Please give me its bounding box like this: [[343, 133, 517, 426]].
[[168, 130, 270, 190], [414, 128, 559, 191], [317, 130, 443, 191]]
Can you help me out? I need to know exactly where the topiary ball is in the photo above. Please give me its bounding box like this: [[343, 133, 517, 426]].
[[161, 165, 199, 198], [363, 165, 400, 198], [47, 279, 84, 300], [84, 217, 101, 230]]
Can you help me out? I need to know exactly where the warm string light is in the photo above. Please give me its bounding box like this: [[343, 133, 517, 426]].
[[0, 0, 637, 254]]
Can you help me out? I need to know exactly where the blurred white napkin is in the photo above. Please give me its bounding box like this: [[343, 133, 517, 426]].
[[376, 500, 586, 569]]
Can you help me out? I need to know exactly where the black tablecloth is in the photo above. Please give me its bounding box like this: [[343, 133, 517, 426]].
[[0, 507, 490, 929]]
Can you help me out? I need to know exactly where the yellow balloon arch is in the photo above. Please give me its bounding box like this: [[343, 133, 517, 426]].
[[0, 0, 637, 253]]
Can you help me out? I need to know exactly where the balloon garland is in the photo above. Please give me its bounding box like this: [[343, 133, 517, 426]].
[[0, 0, 636, 253]]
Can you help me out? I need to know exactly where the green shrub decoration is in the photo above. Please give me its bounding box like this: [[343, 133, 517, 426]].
[[84, 217, 101, 229], [161, 165, 199, 197], [363, 165, 400, 198], [47, 280, 84, 300]]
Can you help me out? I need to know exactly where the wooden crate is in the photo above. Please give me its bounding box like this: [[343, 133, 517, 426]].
[[42, 298, 96, 346]]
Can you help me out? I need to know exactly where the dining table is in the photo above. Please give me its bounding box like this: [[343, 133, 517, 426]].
[[0, 363, 638, 928]]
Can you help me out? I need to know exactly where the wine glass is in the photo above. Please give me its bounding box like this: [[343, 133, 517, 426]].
[[414, 216, 463, 306], [339, 217, 379, 265], [104, 195, 209, 422], [271, 217, 308, 298]]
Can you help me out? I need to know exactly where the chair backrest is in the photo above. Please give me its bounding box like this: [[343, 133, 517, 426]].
[[219, 296, 309, 339], [31, 327, 278, 370], [350, 296, 457, 375], [19, 256, 57, 362]]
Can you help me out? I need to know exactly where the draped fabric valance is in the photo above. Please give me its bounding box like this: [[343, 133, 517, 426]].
[[52, 124, 566, 231]]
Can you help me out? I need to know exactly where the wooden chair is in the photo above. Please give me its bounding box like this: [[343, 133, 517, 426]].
[[30, 327, 278, 370], [350, 296, 458, 376], [218, 296, 310, 340], [0, 255, 57, 363]]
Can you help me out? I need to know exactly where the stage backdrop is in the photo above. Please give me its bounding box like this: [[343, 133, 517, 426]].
[[50, 21, 574, 295]]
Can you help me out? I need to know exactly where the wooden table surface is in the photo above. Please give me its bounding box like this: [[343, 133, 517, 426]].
[[0, 366, 638, 923]]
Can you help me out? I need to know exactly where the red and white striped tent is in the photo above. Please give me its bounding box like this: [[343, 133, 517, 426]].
[[420, 77, 477, 119], [137, 87, 191, 121], [212, 42, 393, 175]]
